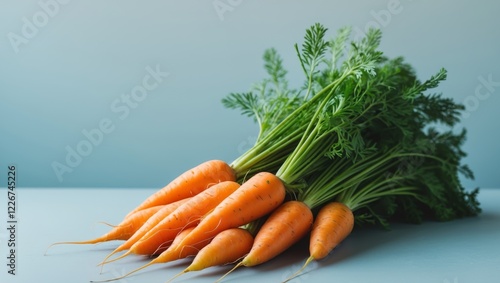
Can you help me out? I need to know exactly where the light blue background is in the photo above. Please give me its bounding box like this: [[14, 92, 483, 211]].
[[1, 0, 499, 189]]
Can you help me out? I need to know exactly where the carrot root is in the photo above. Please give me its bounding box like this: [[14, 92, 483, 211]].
[[129, 181, 240, 256], [97, 250, 132, 274], [282, 255, 314, 283], [44, 238, 105, 256], [165, 269, 188, 283], [242, 201, 313, 267], [167, 227, 254, 282], [284, 202, 354, 282], [309, 202, 354, 260], [97, 221, 118, 228], [97, 198, 190, 268], [214, 261, 244, 283], [45, 205, 165, 256], [125, 160, 236, 217], [174, 172, 286, 253], [91, 261, 155, 283]]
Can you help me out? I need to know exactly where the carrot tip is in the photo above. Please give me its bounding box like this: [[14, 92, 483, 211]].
[[165, 269, 188, 283], [282, 256, 315, 283], [97, 221, 118, 228], [92, 261, 154, 283], [214, 261, 243, 283], [44, 240, 99, 256], [44, 243, 59, 256]]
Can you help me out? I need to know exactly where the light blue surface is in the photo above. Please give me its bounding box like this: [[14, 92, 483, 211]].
[[1, 0, 499, 188], [0, 187, 498, 283]]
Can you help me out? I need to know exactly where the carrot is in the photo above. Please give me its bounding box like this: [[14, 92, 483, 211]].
[[45, 204, 165, 254], [284, 201, 354, 282], [173, 172, 286, 254], [98, 198, 190, 267], [309, 202, 354, 259], [125, 160, 236, 218], [103, 180, 241, 266], [216, 201, 312, 282], [91, 227, 211, 283], [167, 228, 254, 283]]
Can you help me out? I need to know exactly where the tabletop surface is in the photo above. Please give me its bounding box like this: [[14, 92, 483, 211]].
[[1, 187, 499, 283]]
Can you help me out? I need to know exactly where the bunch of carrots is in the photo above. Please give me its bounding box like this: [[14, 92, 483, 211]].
[[47, 23, 480, 282]]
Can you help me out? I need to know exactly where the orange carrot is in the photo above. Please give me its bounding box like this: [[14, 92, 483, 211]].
[[216, 200, 312, 282], [167, 228, 254, 283], [98, 198, 190, 266], [103, 180, 241, 266], [91, 227, 211, 283], [284, 201, 354, 282], [245, 201, 313, 265], [173, 172, 286, 253], [125, 160, 236, 218], [309, 202, 354, 259], [45, 204, 165, 254]]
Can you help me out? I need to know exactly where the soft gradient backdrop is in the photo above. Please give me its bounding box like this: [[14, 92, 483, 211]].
[[1, 0, 499, 189]]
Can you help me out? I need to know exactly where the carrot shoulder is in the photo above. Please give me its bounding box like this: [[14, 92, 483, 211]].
[[174, 172, 286, 253], [126, 160, 236, 217]]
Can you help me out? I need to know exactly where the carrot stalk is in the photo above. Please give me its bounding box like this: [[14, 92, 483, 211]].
[[51, 23, 482, 283]]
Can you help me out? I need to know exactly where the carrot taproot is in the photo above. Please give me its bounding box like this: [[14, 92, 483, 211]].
[[167, 227, 254, 283], [246, 201, 313, 265], [98, 198, 190, 267], [173, 172, 286, 254], [102, 180, 241, 266], [216, 200, 312, 282], [309, 202, 354, 259], [44, 204, 165, 255], [125, 160, 236, 218], [91, 227, 211, 283], [284, 201, 354, 282]]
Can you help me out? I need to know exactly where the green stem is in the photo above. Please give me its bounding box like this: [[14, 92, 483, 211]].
[[276, 72, 352, 183], [231, 70, 352, 182]]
